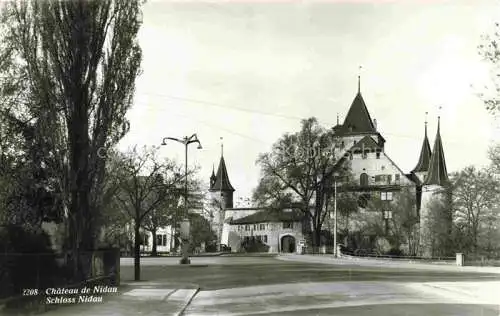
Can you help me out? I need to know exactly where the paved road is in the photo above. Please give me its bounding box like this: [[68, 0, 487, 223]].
[[120, 255, 500, 315], [184, 281, 500, 316]]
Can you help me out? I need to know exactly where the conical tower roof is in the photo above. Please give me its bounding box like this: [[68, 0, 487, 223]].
[[338, 76, 376, 135], [424, 117, 449, 186], [412, 119, 432, 173], [211, 156, 235, 192]]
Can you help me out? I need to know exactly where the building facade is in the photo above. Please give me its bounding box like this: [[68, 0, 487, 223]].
[[206, 77, 450, 256]]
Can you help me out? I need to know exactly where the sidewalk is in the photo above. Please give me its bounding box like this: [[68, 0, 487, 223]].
[[41, 281, 199, 316], [277, 254, 500, 274]]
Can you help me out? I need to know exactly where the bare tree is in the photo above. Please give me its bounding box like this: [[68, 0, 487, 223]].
[[254, 117, 351, 247], [112, 145, 193, 281]]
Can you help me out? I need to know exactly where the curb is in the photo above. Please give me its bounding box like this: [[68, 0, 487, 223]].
[[172, 288, 200, 316]]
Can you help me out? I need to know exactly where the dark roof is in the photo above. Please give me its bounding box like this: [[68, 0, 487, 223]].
[[209, 156, 235, 192], [338, 92, 376, 135], [230, 209, 304, 225], [406, 172, 422, 186], [412, 123, 432, 173], [424, 118, 449, 186], [210, 165, 216, 181]]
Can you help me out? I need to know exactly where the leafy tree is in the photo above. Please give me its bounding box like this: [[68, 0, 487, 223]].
[[188, 212, 216, 253], [451, 166, 500, 253], [420, 193, 454, 257], [0, 0, 144, 279], [478, 22, 500, 116], [254, 117, 351, 247]]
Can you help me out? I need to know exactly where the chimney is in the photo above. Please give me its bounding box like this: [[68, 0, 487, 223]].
[[373, 119, 377, 131]]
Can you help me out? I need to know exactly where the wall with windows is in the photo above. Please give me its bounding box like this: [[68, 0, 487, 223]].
[[141, 226, 175, 253], [348, 147, 412, 187], [227, 221, 304, 253]]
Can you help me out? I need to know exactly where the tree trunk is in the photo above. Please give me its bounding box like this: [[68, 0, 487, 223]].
[[151, 229, 158, 257], [134, 220, 141, 281]]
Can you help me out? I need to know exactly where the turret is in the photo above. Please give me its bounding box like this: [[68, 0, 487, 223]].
[[209, 164, 216, 190], [209, 141, 235, 209], [412, 113, 432, 183], [419, 115, 451, 258]]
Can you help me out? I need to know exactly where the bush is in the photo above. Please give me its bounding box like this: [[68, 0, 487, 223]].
[[385, 248, 404, 257], [0, 225, 63, 299], [240, 238, 270, 253]]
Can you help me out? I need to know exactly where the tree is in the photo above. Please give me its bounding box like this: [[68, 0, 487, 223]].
[[451, 166, 500, 254], [488, 143, 500, 175], [141, 193, 179, 256], [0, 0, 144, 279], [478, 22, 500, 116], [112, 145, 194, 280], [188, 212, 216, 253], [254, 117, 351, 247]]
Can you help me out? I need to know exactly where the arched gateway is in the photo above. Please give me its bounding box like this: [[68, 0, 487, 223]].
[[280, 235, 296, 253]]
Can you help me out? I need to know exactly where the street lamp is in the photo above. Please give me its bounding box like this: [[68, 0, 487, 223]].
[[161, 134, 202, 265], [332, 172, 339, 258]]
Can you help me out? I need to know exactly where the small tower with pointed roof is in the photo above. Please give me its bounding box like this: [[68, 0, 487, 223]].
[[419, 115, 452, 258], [411, 113, 432, 213], [209, 140, 235, 209]]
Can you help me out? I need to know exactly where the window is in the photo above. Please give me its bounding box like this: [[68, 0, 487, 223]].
[[387, 192, 393, 200], [360, 173, 369, 186], [376, 152, 380, 159], [259, 224, 266, 230], [283, 222, 293, 229], [387, 175, 392, 184], [381, 192, 393, 201], [362, 152, 367, 159], [263, 235, 268, 243], [156, 234, 167, 247], [395, 174, 400, 183], [256, 235, 262, 241], [245, 225, 250, 231], [253, 224, 257, 230]]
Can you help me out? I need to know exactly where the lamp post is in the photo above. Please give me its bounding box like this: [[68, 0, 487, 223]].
[[332, 172, 339, 258], [161, 134, 202, 265]]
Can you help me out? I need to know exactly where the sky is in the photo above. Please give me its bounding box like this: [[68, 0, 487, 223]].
[[118, 0, 500, 201]]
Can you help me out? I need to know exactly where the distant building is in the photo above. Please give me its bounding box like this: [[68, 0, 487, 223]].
[[206, 76, 450, 256], [228, 209, 305, 253]]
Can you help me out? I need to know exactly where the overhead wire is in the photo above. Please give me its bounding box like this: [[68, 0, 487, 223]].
[[133, 91, 480, 146]]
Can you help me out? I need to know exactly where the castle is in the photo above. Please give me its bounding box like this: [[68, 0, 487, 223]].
[[207, 76, 451, 257]]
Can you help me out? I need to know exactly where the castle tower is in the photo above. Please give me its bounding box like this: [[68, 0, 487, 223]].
[[208, 140, 235, 209], [419, 116, 451, 258], [411, 113, 432, 213]]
